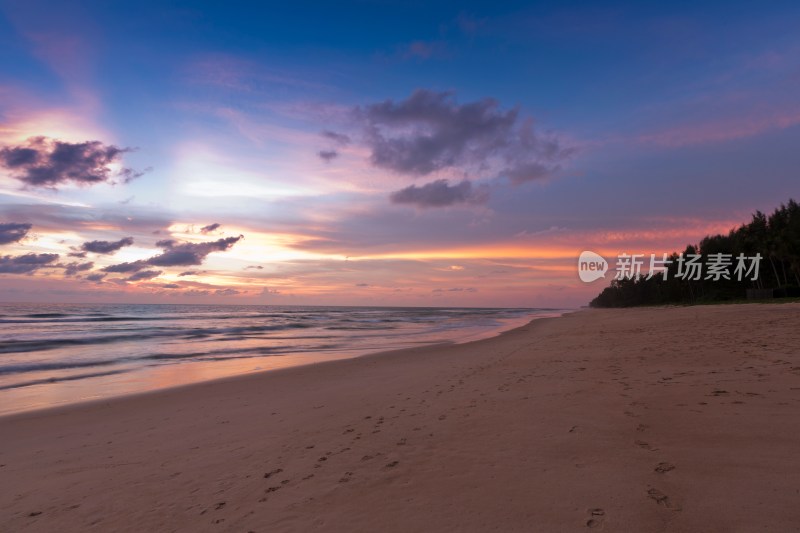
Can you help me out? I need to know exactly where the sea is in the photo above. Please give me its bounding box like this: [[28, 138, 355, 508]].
[[0, 304, 565, 415]]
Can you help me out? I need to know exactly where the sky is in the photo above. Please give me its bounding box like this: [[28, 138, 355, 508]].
[[0, 0, 798, 307]]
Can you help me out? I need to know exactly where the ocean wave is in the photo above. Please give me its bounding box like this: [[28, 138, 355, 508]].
[[0, 369, 132, 391], [0, 342, 344, 375], [0, 323, 315, 354]]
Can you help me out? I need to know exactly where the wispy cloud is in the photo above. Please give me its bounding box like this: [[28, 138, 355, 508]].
[[199, 223, 221, 234], [398, 40, 449, 60]]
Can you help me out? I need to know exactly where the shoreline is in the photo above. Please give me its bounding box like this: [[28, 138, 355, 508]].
[[0, 312, 564, 422], [0, 310, 565, 419], [2, 303, 799, 531]]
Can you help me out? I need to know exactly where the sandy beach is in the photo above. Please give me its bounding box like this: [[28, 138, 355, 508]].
[[1, 303, 799, 532]]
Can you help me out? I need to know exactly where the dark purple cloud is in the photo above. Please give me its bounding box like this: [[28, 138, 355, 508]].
[[102, 260, 146, 273], [63, 261, 94, 276], [81, 237, 134, 254], [390, 179, 488, 208], [318, 150, 339, 162], [321, 130, 351, 145], [503, 162, 551, 184], [317, 130, 350, 162], [103, 236, 244, 273], [0, 253, 59, 274], [357, 90, 573, 184], [147, 235, 243, 267], [126, 269, 162, 282], [0, 222, 32, 245], [200, 223, 221, 234], [178, 270, 201, 277], [85, 273, 106, 282], [0, 136, 145, 188]]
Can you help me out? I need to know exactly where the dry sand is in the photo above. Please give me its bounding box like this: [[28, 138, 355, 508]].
[[1, 303, 799, 532]]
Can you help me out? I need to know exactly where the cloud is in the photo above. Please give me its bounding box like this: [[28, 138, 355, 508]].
[[102, 260, 146, 273], [0, 203, 172, 237], [200, 223, 221, 234], [318, 150, 339, 162], [400, 40, 448, 60], [63, 261, 94, 276], [390, 179, 488, 208], [147, 235, 243, 267], [81, 236, 134, 254], [432, 287, 477, 293], [215, 288, 241, 296], [0, 222, 32, 244], [126, 269, 162, 282], [261, 287, 281, 295], [102, 235, 244, 273], [178, 270, 200, 277], [320, 130, 351, 145], [0, 136, 145, 188], [0, 253, 59, 274], [85, 273, 106, 282], [357, 90, 572, 183]]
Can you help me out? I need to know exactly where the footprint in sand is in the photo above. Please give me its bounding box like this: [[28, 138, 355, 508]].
[[635, 440, 658, 451], [647, 488, 679, 510], [264, 468, 283, 479], [654, 462, 675, 473], [586, 508, 605, 528]]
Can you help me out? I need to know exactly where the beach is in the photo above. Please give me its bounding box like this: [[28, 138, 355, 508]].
[[1, 303, 799, 532]]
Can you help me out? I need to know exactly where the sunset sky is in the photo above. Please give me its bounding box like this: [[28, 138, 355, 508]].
[[1, 0, 798, 307]]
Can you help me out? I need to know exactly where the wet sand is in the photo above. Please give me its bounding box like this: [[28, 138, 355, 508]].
[[1, 303, 799, 532]]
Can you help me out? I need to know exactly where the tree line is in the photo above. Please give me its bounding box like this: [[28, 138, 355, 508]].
[[590, 199, 800, 307]]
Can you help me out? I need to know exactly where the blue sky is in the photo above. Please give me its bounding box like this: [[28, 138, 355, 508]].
[[1, 0, 798, 306]]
